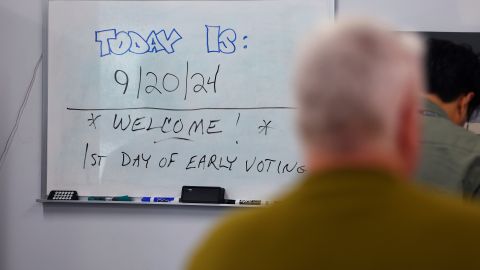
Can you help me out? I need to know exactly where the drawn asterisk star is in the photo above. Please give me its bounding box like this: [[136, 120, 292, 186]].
[[258, 120, 272, 135], [87, 113, 101, 129]]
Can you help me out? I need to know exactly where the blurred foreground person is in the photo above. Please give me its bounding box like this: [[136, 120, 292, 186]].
[[187, 20, 480, 270], [416, 38, 480, 197]]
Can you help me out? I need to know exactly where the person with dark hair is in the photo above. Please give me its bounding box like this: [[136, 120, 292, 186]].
[[416, 38, 480, 197]]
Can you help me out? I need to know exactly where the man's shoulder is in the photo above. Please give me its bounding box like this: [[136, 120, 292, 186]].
[[202, 182, 480, 239], [418, 117, 480, 194], [208, 207, 271, 239], [188, 181, 480, 270], [196, 203, 286, 245], [422, 116, 480, 153], [406, 183, 480, 225], [186, 207, 278, 270]]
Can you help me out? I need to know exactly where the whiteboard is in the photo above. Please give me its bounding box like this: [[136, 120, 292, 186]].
[[47, 0, 334, 200]]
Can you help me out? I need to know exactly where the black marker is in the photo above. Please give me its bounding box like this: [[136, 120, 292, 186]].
[[238, 200, 262, 205]]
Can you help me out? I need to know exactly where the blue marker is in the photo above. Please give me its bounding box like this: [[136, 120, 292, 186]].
[[154, 197, 175, 202], [141, 197, 175, 203]]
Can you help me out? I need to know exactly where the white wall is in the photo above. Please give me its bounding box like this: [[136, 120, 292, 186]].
[[1, 0, 480, 270], [337, 0, 480, 31]]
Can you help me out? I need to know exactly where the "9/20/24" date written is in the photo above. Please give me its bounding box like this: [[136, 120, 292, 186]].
[[113, 61, 220, 101]]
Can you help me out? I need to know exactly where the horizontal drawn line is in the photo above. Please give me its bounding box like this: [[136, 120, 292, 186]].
[[66, 106, 296, 112], [154, 137, 193, 144]]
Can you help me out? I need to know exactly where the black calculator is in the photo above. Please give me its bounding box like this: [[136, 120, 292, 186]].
[[47, 190, 79, 200]]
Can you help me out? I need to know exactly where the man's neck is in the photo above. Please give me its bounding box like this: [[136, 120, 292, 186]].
[[425, 94, 458, 124]]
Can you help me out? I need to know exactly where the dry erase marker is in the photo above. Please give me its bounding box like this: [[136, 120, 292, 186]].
[[238, 200, 262, 205], [88, 196, 106, 201], [112, 195, 132, 201], [154, 197, 174, 202], [141, 197, 175, 202]]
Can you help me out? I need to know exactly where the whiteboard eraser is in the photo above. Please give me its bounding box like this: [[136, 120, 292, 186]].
[[180, 186, 225, 204]]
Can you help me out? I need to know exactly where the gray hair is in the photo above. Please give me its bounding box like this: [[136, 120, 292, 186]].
[[296, 19, 424, 154]]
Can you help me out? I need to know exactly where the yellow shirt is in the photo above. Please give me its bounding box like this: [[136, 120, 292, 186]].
[[188, 169, 480, 270]]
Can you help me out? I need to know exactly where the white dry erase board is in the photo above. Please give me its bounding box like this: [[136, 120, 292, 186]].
[[46, 0, 334, 200]]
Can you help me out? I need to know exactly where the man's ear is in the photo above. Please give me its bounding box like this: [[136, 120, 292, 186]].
[[458, 92, 475, 121], [463, 92, 475, 107], [398, 92, 419, 176]]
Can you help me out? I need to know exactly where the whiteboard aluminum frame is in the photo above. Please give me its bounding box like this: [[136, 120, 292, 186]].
[[41, 0, 49, 199]]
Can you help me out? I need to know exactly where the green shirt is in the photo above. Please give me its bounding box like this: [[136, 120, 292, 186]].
[[188, 169, 480, 270], [416, 99, 480, 197]]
